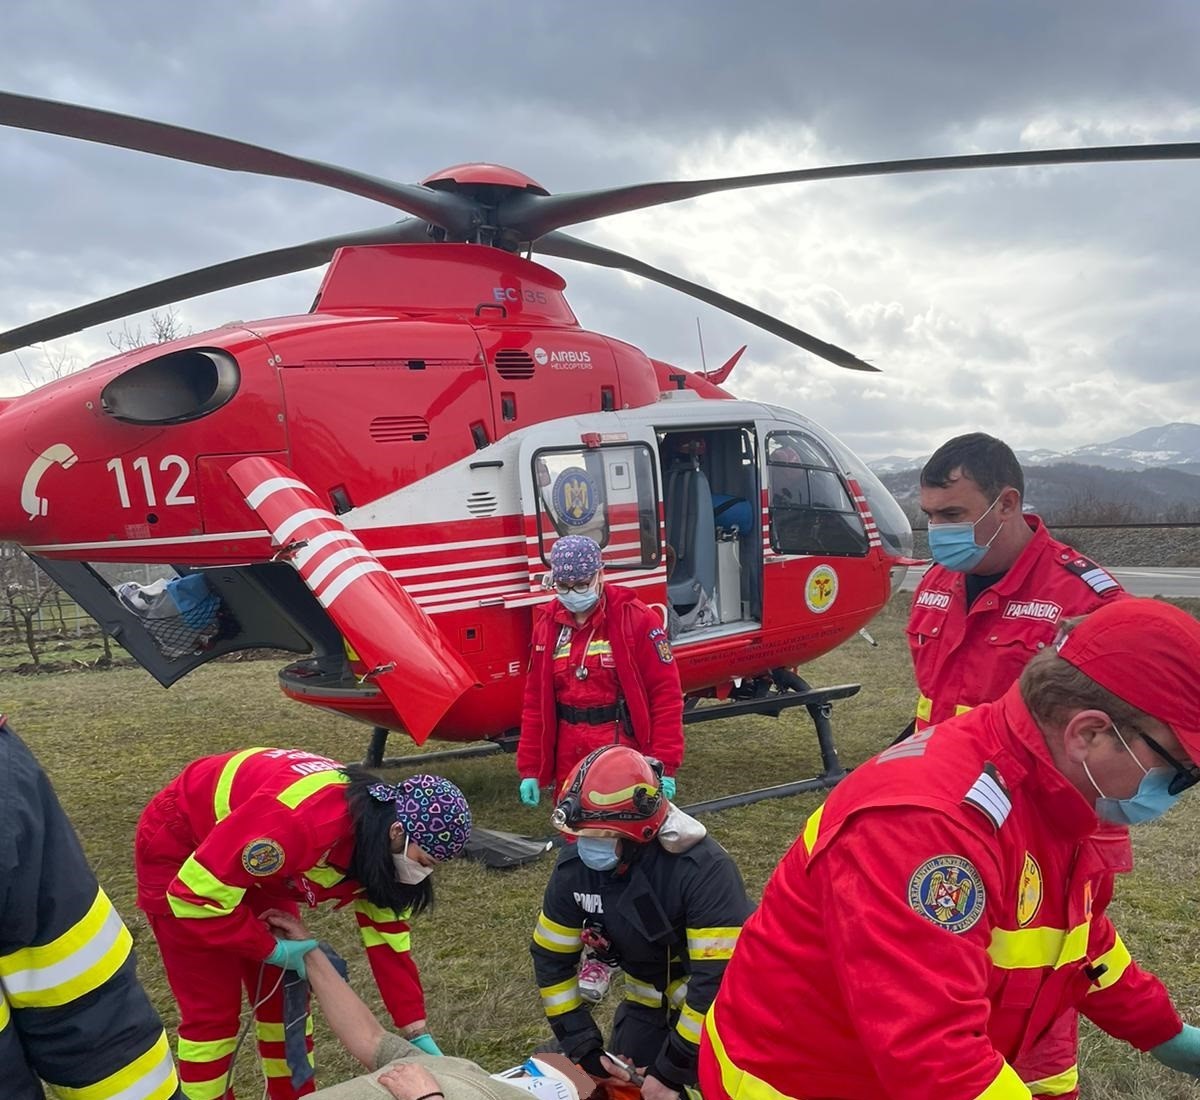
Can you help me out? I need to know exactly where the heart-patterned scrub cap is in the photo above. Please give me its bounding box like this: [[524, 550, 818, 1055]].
[[368, 773, 472, 861]]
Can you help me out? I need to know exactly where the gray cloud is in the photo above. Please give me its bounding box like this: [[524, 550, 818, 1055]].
[[2, 0, 1199, 461]]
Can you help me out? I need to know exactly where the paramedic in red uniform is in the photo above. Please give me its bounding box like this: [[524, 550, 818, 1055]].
[[516, 534, 683, 806], [136, 751, 470, 1100], [700, 597, 1200, 1100], [909, 433, 1123, 732], [908, 432, 1140, 1095]]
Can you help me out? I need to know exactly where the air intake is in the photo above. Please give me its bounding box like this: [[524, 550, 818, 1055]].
[[494, 349, 536, 380], [466, 491, 499, 516], [369, 416, 430, 442]]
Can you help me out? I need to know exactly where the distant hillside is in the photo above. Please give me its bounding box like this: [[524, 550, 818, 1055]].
[[880, 461, 1200, 524]]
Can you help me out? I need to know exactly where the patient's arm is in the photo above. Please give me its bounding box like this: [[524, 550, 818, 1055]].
[[264, 908, 387, 1069]]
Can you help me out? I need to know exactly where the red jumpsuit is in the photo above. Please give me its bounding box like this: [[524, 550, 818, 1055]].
[[909, 516, 1122, 728], [517, 584, 684, 791], [907, 515, 1127, 1095], [136, 748, 426, 1100], [698, 688, 1182, 1100]]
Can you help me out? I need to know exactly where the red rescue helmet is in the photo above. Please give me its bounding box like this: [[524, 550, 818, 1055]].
[[552, 745, 668, 843]]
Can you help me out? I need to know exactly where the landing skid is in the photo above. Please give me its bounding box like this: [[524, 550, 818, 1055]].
[[360, 671, 859, 868]]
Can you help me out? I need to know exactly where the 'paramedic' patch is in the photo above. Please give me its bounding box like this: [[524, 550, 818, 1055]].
[[908, 855, 985, 933], [242, 838, 285, 877], [649, 627, 673, 664]]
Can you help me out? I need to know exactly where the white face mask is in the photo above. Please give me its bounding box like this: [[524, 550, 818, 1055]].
[[392, 836, 433, 884]]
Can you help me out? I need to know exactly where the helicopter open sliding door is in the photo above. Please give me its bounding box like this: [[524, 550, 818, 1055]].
[[517, 428, 666, 612], [656, 425, 762, 641]]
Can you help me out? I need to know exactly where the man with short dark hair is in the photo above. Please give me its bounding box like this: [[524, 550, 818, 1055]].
[[699, 597, 1200, 1099], [903, 432, 1137, 1095], [908, 432, 1122, 732]]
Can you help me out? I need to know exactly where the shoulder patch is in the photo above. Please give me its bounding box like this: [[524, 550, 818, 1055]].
[[963, 762, 1012, 830], [908, 855, 986, 933], [1059, 553, 1121, 597], [649, 626, 673, 663], [242, 838, 285, 876]]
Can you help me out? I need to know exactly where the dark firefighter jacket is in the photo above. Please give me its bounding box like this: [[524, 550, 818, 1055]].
[[0, 716, 180, 1100], [530, 835, 752, 1087]]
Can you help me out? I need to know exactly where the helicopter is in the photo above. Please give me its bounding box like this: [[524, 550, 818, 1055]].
[[2, 91, 1197, 807]]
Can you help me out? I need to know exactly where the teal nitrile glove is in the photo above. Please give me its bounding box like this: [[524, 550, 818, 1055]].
[[266, 937, 320, 980], [519, 778, 541, 806], [661, 776, 676, 800], [1151, 1024, 1200, 1076], [410, 1033, 443, 1056]]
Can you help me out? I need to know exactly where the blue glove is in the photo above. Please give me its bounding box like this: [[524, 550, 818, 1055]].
[[409, 1033, 443, 1056], [1151, 1024, 1200, 1076], [266, 937, 319, 979], [519, 778, 541, 807], [661, 775, 677, 800]]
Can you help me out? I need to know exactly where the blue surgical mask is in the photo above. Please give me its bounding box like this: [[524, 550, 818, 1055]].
[[927, 495, 1006, 572], [1084, 723, 1182, 825], [576, 836, 621, 871], [558, 587, 599, 615]]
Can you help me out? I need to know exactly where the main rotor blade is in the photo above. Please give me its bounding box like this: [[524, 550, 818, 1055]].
[[0, 220, 431, 352], [534, 231, 877, 373], [504, 143, 1200, 238], [0, 91, 479, 235]]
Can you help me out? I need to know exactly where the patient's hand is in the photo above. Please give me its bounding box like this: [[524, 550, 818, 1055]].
[[262, 909, 313, 941], [379, 1063, 441, 1100]]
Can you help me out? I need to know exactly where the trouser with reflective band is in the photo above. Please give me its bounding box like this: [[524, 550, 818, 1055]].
[[1014, 1010, 1079, 1098], [147, 909, 315, 1100]]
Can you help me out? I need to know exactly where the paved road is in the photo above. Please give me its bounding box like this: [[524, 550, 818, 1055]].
[[898, 565, 1200, 599]]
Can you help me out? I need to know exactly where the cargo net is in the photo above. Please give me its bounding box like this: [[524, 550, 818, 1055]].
[[115, 574, 236, 660]]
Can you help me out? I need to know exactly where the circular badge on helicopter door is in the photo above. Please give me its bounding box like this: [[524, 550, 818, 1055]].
[[552, 467, 599, 527], [804, 564, 839, 613]]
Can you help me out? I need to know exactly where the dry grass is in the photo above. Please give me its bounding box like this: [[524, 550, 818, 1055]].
[[3, 592, 1199, 1096]]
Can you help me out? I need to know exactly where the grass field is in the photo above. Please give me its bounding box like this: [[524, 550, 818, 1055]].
[[4, 592, 1200, 1097]]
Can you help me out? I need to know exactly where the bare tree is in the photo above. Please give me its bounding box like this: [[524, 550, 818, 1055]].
[[1054, 490, 1146, 525], [0, 550, 59, 668], [107, 307, 191, 353]]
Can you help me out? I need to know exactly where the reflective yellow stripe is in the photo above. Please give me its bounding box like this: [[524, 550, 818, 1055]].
[[354, 898, 412, 923], [802, 804, 825, 855], [1086, 935, 1132, 992], [179, 1074, 232, 1100], [262, 1054, 313, 1078], [916, 693, 933, 721], [166, 896, 232, 920], [534, 912, 583, 953], [686, 926, 740, 960], [586, 640, 612, 655], [540, 975, 583, 1017], [674, 1002, 704, 1044], [704, 1008, 799, 1100], [987, 922, 1089, 971], [955, 703, 974, 716], [624, 976, 663, 1007], [666, 977, 689, 1009], [277, 768, 348, 809], [305, 862, 346, 888], [172, 856, 246, 915], [360, 926, 413, 952], [0, 889, 133, 1008], [256, 1017, 314, 1042], [974, 1060, 1033, 1099], [0, 991, 10, 1032], [177, 1035, 238, 1063], [213, 747, 267, 821], [1025, 1065, 1079, 1096], [49, 1030, 180, 1100]]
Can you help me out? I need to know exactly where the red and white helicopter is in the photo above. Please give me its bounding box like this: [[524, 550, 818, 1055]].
[[1, 92, 1195, 811]]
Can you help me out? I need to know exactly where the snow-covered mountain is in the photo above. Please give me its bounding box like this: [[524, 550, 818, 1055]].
[[1064, 423, 1200, 471], [866, 423, 1200, 475]]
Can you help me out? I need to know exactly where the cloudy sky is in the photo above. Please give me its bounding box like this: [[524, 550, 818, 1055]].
[[2, 1, 1198, 460]]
